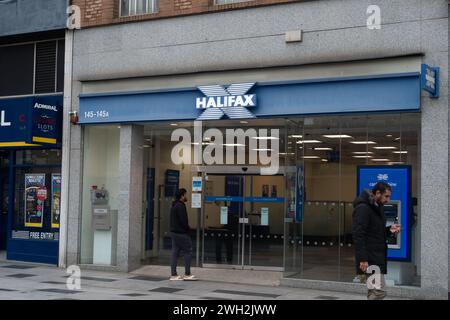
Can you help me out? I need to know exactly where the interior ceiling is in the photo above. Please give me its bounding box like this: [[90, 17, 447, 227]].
[[141, 114, 419, 163]]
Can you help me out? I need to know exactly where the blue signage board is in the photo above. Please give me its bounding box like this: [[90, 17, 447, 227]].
[[78, 73, 420, 124], [357, 166, 411, 261], [0, 95, 63, 148], [421, 64, 439, 98], [164, 170, 180, 198], [295, 164, 305, 223]]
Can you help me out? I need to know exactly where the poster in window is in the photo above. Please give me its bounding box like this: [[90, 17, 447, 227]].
[[51, 174, 61, 228], [24, 174, 46, 228]]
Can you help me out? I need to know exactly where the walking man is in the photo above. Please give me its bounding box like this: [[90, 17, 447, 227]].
[[352, 182, 401, 300], [169, 188, 197, 281]]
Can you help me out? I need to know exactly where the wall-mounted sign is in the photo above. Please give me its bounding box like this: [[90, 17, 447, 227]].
[[165, 170, 180, 198], [191, 193, 202, 209], [357, 165, 412, 261], [196, 83, 257, 120], [51, 174, 61, 229], [24, 174, 46, 228], [79, 74, 420, 124], [192, 177, 202, 192], [0, 96, 62, 148], [421, 64, 439, 98], [261, 207, 269, 226], [220, 207, 228, 225]]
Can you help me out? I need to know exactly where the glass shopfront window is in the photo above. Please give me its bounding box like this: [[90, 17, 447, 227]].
[[80, 126, 120, 265], [284, 113, 420, 286], [10, 149, 61, 254]]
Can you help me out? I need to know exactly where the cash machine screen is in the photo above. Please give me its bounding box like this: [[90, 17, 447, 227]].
[[383, 201, 401, 249]]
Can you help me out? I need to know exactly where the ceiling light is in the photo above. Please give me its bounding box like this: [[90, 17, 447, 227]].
[[314, 147, 333, 151], [373, 146, 397, 150], [240, 121, 248, 124], [353, 155, 373, 158], [170, 123, 178, 126], [388, 162, 405, 165], [251, 137, 279, 140], [302, 156, 320, 159], [323, 135, 353, 139], [386, 134, 393, 138], [350, 141, 377, 145], [371, 159, 390, 162], [393, 151, 408, 154], [394, 137, 401, 141], [289, 135, 303, 138], [321, 159, 328, 162], [222, 143, 245, 147], [352, 151, 374, 155], [297, 140, 322, 144]]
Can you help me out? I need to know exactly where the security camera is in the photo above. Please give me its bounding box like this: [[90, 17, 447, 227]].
[[242, 167, 248, 172], [69, 111, 79, 125]]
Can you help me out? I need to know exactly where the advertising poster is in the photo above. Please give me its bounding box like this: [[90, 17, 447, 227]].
[[191, 193, 202, 209], [164, 170, 180, 198], [51, 174, 61, 228], [24, 174, 46, 228], [295, 164, 305, 223]]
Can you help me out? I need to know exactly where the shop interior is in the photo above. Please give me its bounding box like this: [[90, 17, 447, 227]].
[[80, 113, 420, 285]]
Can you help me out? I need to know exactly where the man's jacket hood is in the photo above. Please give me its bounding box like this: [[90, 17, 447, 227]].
[[353, 189, 376, 208]]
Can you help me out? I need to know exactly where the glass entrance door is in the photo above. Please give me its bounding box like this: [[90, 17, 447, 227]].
[[201, 171, 284, 270]]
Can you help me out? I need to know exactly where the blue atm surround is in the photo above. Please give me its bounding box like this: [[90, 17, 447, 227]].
[[357, 165, 412, 261]]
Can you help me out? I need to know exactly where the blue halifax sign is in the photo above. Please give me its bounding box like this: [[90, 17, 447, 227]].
[[357, 166, 412, 261]]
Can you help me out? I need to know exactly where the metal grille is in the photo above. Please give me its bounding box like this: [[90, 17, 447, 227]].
[[34, 41, 57, 94]]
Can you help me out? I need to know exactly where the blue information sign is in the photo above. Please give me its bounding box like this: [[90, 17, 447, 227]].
[[421, 64, 439, 98], [357, 166, 411, 261]]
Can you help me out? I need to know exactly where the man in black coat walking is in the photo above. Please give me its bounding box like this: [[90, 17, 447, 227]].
[[169, 188, 197, 281], [352, 182, 401, 300]]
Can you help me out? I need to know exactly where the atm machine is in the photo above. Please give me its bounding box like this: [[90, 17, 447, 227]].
[[384, 200, 401, 249], [91, 186, 117, 265]]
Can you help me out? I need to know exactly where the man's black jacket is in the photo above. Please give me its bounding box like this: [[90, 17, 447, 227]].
[[170, 200, 189, 234], [352, 189, 392, 274]]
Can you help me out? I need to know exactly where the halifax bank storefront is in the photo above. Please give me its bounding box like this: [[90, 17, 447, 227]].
[[67, 57, 441, 297]]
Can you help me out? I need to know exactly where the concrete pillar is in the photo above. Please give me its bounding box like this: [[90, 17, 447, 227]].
[[117, 125, 144, 272]]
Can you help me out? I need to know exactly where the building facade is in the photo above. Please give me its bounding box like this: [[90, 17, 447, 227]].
[[61, 0, 449, 299], [0, 0, 68, 264]]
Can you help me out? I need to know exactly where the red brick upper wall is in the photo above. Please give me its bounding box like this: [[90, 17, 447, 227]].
[[72, 0, 306, 28]]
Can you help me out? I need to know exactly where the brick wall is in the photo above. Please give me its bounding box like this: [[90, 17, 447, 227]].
[[71, 0, 307, 28]]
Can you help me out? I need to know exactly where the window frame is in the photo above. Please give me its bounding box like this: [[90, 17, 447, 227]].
[[119, 0, 159, 17]]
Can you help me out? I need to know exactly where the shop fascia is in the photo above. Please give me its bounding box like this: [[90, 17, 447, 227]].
[[1, 110, 11, 127], [171, 121, 279, 175]]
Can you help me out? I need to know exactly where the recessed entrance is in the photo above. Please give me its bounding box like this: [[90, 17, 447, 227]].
[[195, 166, 285, 271]]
